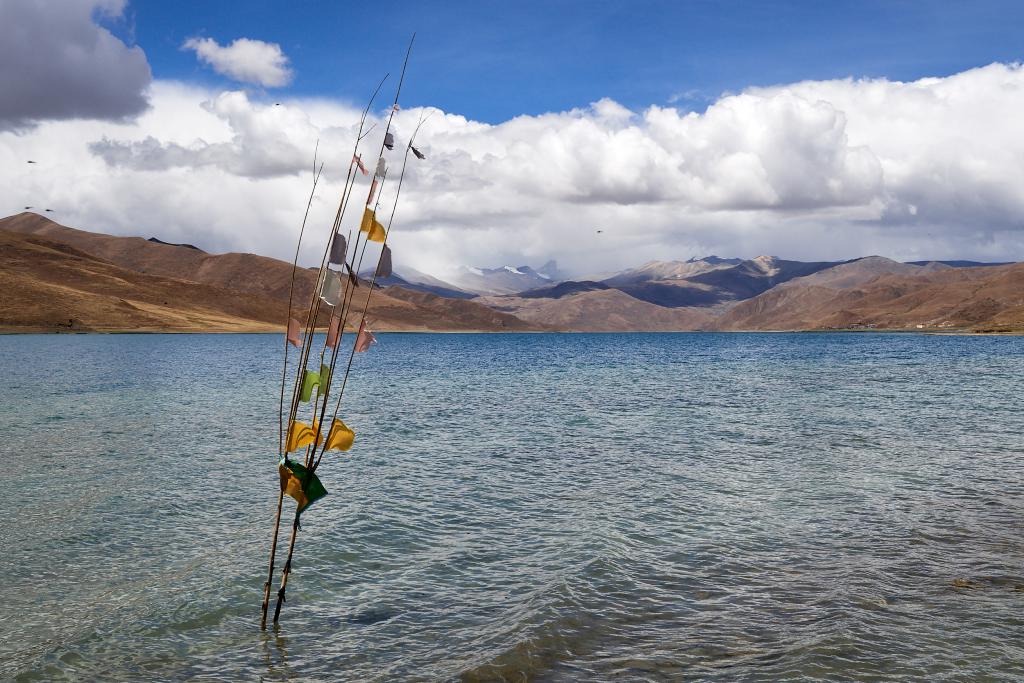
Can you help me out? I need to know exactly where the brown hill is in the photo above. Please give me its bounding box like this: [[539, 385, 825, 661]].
[[0, 213, 537, 333], [715, 259, 1024, 332], [476, 288, 717, 331], [0, 230, 290, 332]]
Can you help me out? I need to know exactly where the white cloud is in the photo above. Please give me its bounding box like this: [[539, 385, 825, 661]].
[[183, 37, 293, 88], [0, 0, 151, 131], [3, 63, 1024, 280]]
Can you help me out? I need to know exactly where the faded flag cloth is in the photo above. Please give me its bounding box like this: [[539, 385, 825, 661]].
[[286, 318, 303, 348], [411, 145, 426, 160], [375, 157, 386, 177], [353, 154, 368, 176], [279, 459, 327, 518], [326, 314, 341, 349], [325, 418, 355, 451], [384, 132, 395, 150], [375, 245, 393, 278], [299, 369, 321, 402], [317, 363, 331, 397], [392, 103, 401, 112], [354, 319, 377, 352], [320, 271, 342, 306], [367, 177, 378, 205], [329, 233, 347, 266], [285, 420, 322, 452]]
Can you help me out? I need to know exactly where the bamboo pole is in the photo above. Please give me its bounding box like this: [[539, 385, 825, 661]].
[[261, 76, 388, 629], [315, 118, 426, 476], [261, 153, 324, 630], [271, 35, 416, 625]]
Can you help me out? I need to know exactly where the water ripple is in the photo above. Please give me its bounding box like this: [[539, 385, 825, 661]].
[[0, 332, 1022, 681]]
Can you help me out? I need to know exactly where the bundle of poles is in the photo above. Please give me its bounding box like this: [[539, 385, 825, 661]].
[[260, 35, 422, 629]]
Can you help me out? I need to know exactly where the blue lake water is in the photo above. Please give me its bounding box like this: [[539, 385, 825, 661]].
[[0, 332, 1022, 681]]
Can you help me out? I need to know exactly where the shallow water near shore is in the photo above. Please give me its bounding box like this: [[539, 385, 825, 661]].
[[1, 332, 1022, 681]]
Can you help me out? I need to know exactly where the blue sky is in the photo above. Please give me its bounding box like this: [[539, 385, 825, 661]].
[[119, 0, 1024, 122], [5, 0, 1024, 271]]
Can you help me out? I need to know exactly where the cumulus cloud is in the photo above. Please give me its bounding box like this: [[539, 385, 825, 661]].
[[0, 0, 151, 131], [183, 37, 293, 87], [89, 90, 348, 177], [3, 63, 1024, 279]]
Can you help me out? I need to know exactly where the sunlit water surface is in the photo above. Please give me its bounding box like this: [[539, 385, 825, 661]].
[[1, 333, 1022, 682]]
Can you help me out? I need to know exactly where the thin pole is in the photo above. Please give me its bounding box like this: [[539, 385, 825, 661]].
[[317, 111, 428, 470], [261, 75, 388, 629], [272, 36, 415, 625], [261, 152, 324, 630]]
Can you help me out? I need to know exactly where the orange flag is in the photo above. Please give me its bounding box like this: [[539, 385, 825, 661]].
[[353, 154, 368, 176], [326, 314, 341, 349], [354, 319, 376, 352], [287, 318, 302, 348]]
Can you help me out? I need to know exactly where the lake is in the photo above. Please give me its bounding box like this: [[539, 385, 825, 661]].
[[1, 332, 1022, 681]]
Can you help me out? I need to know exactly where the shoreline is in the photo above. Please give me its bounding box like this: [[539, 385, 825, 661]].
[[2, 327, 1021, 336]]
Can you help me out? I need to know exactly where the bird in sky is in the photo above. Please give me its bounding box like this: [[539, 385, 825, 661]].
[[596, 229, 604, 234], [27, 160, 36, 164], [45, 208, 54, 212], [24, 206, 32, 210]]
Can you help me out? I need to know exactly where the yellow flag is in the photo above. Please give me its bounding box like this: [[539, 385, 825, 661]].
[[324, 418, 355, 451], [278, 460, 327, 516], [360, 207, 375, 233], [285, 420, 323, 453], [360, 207, 386, 242], [366, 219, 386, 243]]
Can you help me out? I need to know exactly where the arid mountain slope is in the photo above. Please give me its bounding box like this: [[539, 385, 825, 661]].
[[476, 288, 717, 331], [602, 256, 741, 285], [0, 230, 290, 332], [0, 214, 538, 332], [1, 212, 324, 303], [715, 260, 1024, 331]]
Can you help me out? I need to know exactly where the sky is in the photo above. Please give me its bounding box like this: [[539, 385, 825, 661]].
[[2, 0, 1024, 280]]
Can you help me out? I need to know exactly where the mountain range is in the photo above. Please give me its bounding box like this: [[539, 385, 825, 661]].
[[2, 212, 1021, 334], [0, 213, 535, 333]]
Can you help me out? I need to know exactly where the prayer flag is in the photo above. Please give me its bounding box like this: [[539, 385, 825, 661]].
[[376, 245, 393, 278], [375, 157, 386, 177], [411, 145, 426, 160], [367, 177, 378, 206], [325, 418, 355, 451], [360, 208, 386, 243], [286, 318, 303, 348], [329, 234, 347, 266], [384, 133, 395, 150], [299, 369, 320, 402], [344, 261, 360, 288], [320, 271, 342, 306], [360, 207, 375, 232], [353, 154, 368, 176], [317, 363, 331, 397], [285, 420, 322, 453], [354, 319, 376, 352], [392, 103, 401, 112], [326, 314, 341, 349], [367, 221, 385, 243], [279, 459, 327, 517]]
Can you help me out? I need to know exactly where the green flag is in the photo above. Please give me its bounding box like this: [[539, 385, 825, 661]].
[[318, 363, 331, 397], [278, 459, 327, 518], [299, 369, 320, 402]]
